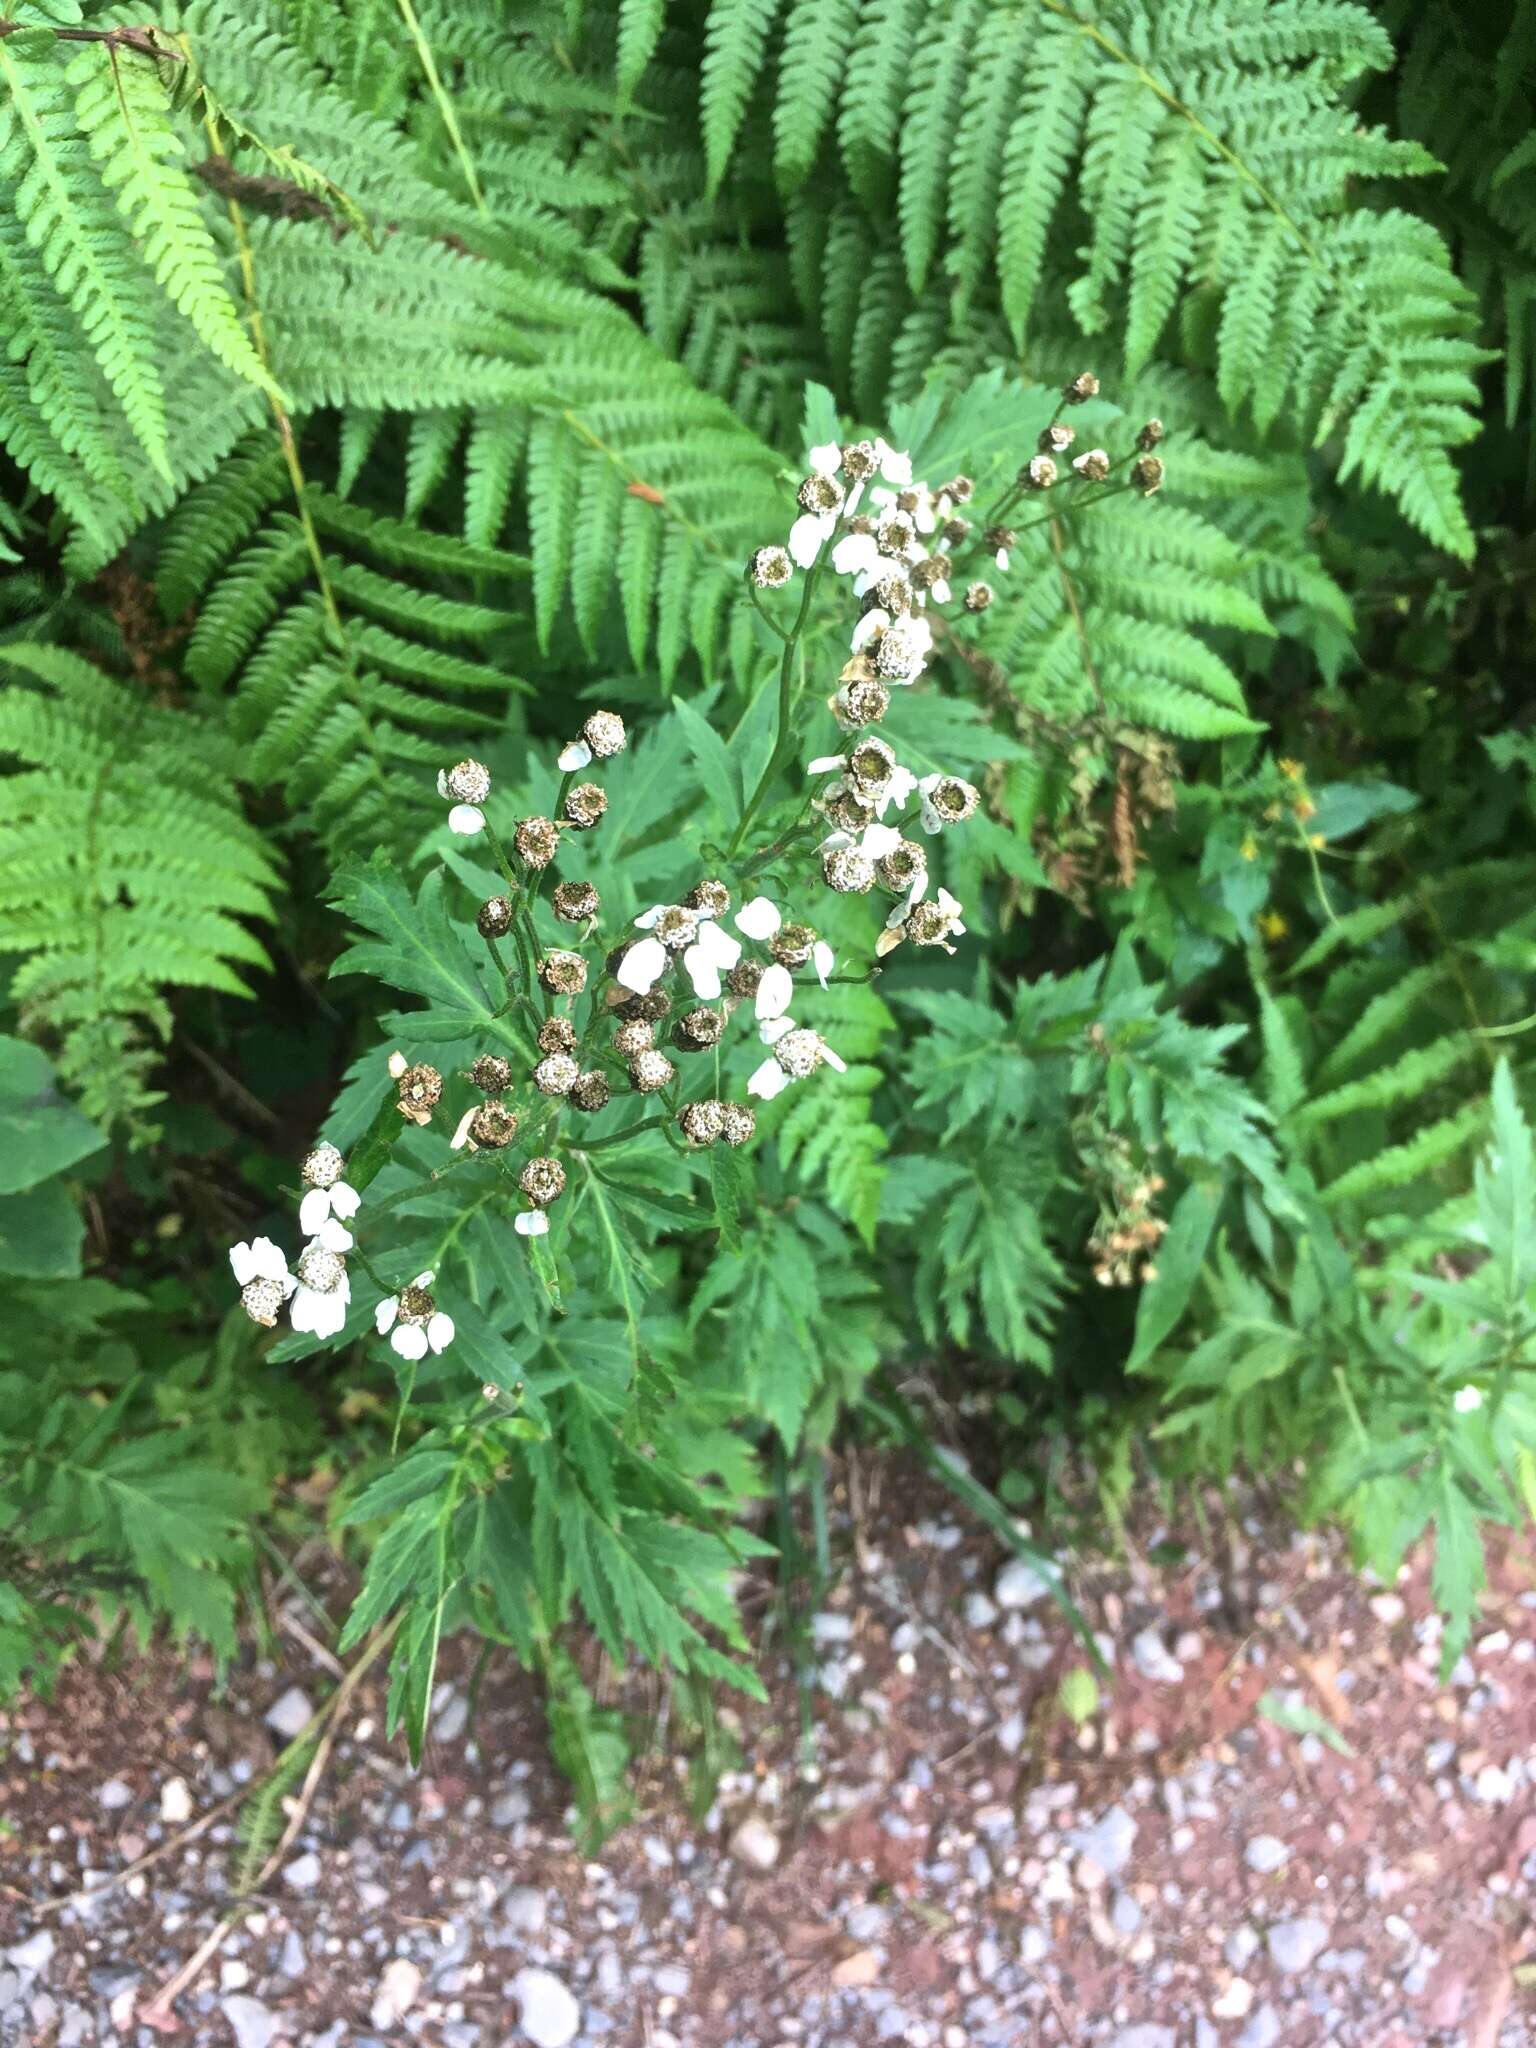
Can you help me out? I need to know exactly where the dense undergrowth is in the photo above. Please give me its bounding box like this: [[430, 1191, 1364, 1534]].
[[3, 0, 1536, 1825]]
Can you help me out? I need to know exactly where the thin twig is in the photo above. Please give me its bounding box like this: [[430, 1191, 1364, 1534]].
[[0, 20, 184, 60]]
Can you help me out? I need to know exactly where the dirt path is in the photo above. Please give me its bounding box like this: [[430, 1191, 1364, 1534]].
[[2, 1459, 1534, 2047]]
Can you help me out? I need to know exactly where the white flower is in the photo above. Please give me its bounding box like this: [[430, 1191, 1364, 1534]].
[[995, 545, 1010, 572], [735, 894, 782, 942], [230, 1237, 298, 1325], [298, 1182, 360, 1252], [873, 439, 912, 487], [755, 962, 794, 1020], [515, 1209, 549, 1237], [831, 530, 882, 583], [435, 769, 484, 836], [682, 914, 741, 1000], [734, 895, 834, 997], [289, 1242, 351, 1339], [808, 756, 915, 820], [616, 935, 669, 994], [869, 481, 935, 535], [788, 509, 835, 568], [374, 1269, 456, 1361], [557, 738, 592, 771], [917, 770, 981, 834], [748, 1016, 847, 1099], [807, 440, 842, 474], [1453, 1384, 1484, 1414]]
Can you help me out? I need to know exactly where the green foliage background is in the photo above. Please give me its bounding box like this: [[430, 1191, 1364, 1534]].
[[4, 0, 1536, 1797]]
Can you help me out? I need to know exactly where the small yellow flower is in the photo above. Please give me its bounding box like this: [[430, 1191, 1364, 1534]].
[[1258, 911, 1289, 942], [1240, 834, 1259, 861], [1310, 832, 1327, 849], [1293, 796, 1317, 822], [1278, 757, 1304, 781]]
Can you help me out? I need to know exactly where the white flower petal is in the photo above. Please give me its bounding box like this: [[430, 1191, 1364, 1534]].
[[1454, 1384, 1483, 1413], [788, 511, 826, 567], [755, 963, 794, 1020], [908, 615, 933, 655], [448, 804, 485, 835], [832, 531, 881, 578], [995, 547, 1010, 572], [875, 440, 912, 486], [845, 477, 865, 516], [229, 1241, 259, 1286], [451, 1105, 478, 1151], [515, 1209, 549, 1237], [913, 500, 936, 534], [860, 822, 901, 858], [850, 609, 886, 652], [920, 798, 943, 835], [748, 1057, 789, 1100], [375, 1295, 400, 1335], [557, 739, 592, 771], [329, 1181, 361, 1220], [316, 1217, 353, 1253], [931, 578, 951, 604], [812, 941, 834, 988], [616, 935, 668, 993], [683, 947, 723, 1000], [289, 1288, 320, 1334], [426, 1311, 456, 1353], [937, 889, 962, 916], [697, 919, 740, 969], [634, 903, 666, 929], [391, 1323, 429, 1361], [735, 895, 782, 941], [807, 441, 841, 474], [759, 1011, 796, 1044], [299, 1189, 329, 1233], [807, 755, 846, 775], [821, 1043, 847, 1073]]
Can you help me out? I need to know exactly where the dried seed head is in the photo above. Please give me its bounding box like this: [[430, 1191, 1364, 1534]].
[[534, 1052, 580, 1096], [538, 1016, 577, 1056], [1137, 418, 1165, 451], [1132, 455, 1165, 496], [569, 1071, 611, 1113], [552, 880, 600, 925], [296, 1244, 346, 1294], [943, 475, 974, 505], [396, 1281, 435, 1325], [985, 526, 1016, 553], [905, 900, 960, 947], [750, 545, 793, 589], [563, 783, 607, 830], [910, 554, 952, 593], [470, 1054, 513, 1094], [630, 1047, 677, 1094], [720, 1101, 756, 1147], [582, 710, 626, 759], [942, 516, 971, 547], [770, 922, 817, 968], [478, 895, 514, 939], [797, 472, 843, 516], [469, 1100, 519, 1148], [396, 1062, 442, 1121], [515, 816, 560, 868], [1023, 455, 1058, 490], [1064, 371, 1100, 403], [678, 1098, 726, 1146], [823, 844, 875, 894], [870, 570, 912, 614], [241, 1277, 286, 1327], [821, 779, 875, 835], [963, 581, 994, 612], [1039, 423, 1076, 454], [615, 986, 672, 1023], [927, 775, 980, 825], [874, 622, 926, 680], [875, 511, 917, 557], [444, 757, 491, 804], [1073, 448, 1111, 482], [895, 489, 922, 515], [650, 903, 699, 950], [833, 675, 891, 728], [676, 1006, 724, 1049], [301, 1142, 345, 1190], [845, 513, 875, 537], [876, 838, 927, 892], [613, 1018, 655, 1057], [539, 949, 588, 996], [774, 1028, 823, 1079], [520, 1156, 566, 1207], [848, 735, 897, 793], [840, 440, 878, 480], [727, 960, 764, 1000], [685, 878, 732, 920]]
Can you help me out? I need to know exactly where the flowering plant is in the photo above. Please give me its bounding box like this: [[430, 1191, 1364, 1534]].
[[227, 382, 1164, 1756]]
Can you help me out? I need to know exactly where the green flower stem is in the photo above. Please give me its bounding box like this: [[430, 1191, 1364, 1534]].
[[481, 820, 520, 896], [728, 542, 828, 858], [746, 580, 792, 642], [575, 1114, 670, 1152]]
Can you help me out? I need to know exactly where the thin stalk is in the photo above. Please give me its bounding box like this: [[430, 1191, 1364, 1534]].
[[729, 547, 827, 857], [394, 0, 485, 214]]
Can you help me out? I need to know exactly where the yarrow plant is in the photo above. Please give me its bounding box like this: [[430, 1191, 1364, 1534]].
[[223, 379, 1166, 1754]]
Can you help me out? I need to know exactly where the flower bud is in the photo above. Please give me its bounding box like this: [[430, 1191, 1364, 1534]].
[[1038, 423, 1075, 454], [520, 1156, 566, 1206], [749, 545, 793, 589], [1073, 448, 1110, 482], [685, 878, 732, 920], [1132, 455, 1165, 496], [797, 472, 843, 515], [539, 949, 588, 995], [534, 1053, 580, 1096], [833, 675, 891, 728], [1137, 418, 1165, 450], [563, 783, 607, 830], [553, 880, 600, 924], [469, 1100, 518, 1148], [963, 582, 994, 612], [720, 1102, 756, 1147], [581, 710, 626, 758], [770, 922, 817, 968], [676, 1006, 725, 1049], [613, 1018, 655, 1058], [630, 1048, 677, 1093], [678, 1099, 726, 1146], [515, 817, 560, 868], [396, 1062, 442, 1123], [1022, 455, 1057, 490], [570, 1071, 611, 1113], [478, 895, 514, 938], [822, 845, 875, 894], [241, 1277, 286, 1327], [443, 758, 490, 804], [301, 1142, 345, 1189], [538, 1016, 577, 1056], [1064, 371, 1100, 403], [470, 1054, 513, 1094]]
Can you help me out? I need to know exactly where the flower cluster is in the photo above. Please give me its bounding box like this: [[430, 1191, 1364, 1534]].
[[229, 1139, 362, 1342]]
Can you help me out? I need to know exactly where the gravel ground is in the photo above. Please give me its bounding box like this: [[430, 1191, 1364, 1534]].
[[2, 1454, 1535, 2047]]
